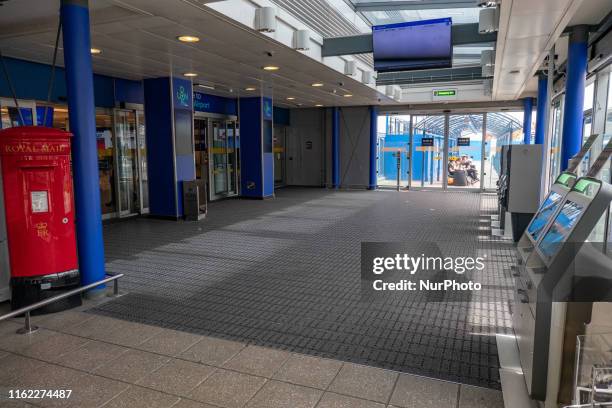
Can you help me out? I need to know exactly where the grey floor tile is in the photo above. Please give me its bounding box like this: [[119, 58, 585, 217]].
[[62, 315, 125, 338], [137, 359, 216, 396], [0, 400, 37, 408], [316, 392, 386, 408], [328, 363, 398, 403], [458, 385, 504, 408], [19, 332, 89, 362], [189, 368, 266, 408], [0, 354, 80, 391], [273, 354, 342, 390], [224, 346, 290, 377], [180, 337, 245, 366], [170, 399, 218, 408], [65, 316, 161, 348], [51, 340, 129, 372], [94, 349, 169, 383], [39, 373, 129, 408], [135, 329, 202, 357], [389, 374, 459, 408], [103, 386, 180, 408], [246, 380, 322, 408], [23, 311, 94, 332], [0, 328, 57, 354]]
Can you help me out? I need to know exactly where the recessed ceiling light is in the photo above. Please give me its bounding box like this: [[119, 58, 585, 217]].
[[197, 84, 215, 90], [90, 48, 102, 55], [286, 97, 296, 100], [315, 104, 324, 107], [311, 83, 324, 87], [183, 72, 198, 77], [245, 87, 257, 91], [344, 94, 353, 98], [177, 35, 200, 43], [263, 66, 280, 71], [509, 69, 520, 74]]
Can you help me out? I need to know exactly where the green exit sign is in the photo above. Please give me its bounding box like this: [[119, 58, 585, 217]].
[[434, 90, 456, 96]]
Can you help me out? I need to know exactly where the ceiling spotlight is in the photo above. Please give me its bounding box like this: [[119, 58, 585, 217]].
[[311, 83, 324, 87], [343, 94, 353, 98], [245, 87, 257, 91], [263, 66, 280, 71], [183, 72, 198, 77], [178, 35, 200, 43], [197, 84, 215, 90], [90, 48, 102, 55], [315, 104, 324, 107], [286, 97, 296, 100]]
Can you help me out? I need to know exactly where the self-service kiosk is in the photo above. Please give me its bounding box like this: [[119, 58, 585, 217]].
[[511, 139, 612, 403], [0, 127, 81, 313]]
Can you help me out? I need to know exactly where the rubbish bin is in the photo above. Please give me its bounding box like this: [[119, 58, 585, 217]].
[[182, 180, 206, 221]]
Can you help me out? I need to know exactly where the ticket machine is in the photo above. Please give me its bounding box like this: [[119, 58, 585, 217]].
[[0, 127, 81, 313], [512, 171, 612, 401]]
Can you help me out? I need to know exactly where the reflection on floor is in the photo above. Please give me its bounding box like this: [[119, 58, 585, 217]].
[[90, 188, 514, 390]]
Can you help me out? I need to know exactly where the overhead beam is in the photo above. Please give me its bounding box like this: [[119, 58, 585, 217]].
[[354, 0, 476, 12], [322, 24, 496, 57], [376, 66, 483, 85]]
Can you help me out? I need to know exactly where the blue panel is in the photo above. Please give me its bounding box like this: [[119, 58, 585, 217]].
[[61, 1, 106, 289], [523, 97, 533, 144], [535, 76, 548, 145], [173, 77, 192, 110], [239, 97, 264, 197], [331, 107, 340, 188], [115, 78, 144, 105], [263, 97, 273, 121], [273, 106, 290, 126], [36, 106, 54, 127], [144, 77, 177, 217], [193, 92, 237, 115], [561, 38, 588, 170], [263, 153, 274, 196]]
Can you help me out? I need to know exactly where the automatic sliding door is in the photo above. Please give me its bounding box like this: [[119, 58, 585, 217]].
[[211, 120, 228, 198], [447, 114, 483, 189], [227, 121, 238, 194], [114, 110, 140, 216], [411, 115, 445, 189]]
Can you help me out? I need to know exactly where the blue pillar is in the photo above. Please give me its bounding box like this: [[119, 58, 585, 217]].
[[369, 106, 378, 190], [523, 97, 533, 144], [61, 0, 105, 291], [560, 26, 589, 171], [331, 107, 340, 188], [534, 74, 548, 145]]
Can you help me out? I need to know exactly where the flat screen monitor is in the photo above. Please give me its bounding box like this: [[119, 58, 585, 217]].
[[527, 191, 563, 242], [538, 200, 584, 261], [372, 17, 453, 73]]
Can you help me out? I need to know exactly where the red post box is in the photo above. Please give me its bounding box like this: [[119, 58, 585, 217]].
[[0, 126, 81, 313]]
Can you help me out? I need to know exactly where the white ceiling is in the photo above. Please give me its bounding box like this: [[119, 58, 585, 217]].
[[493, 0, 612, 100], [0, 0, 396, 108]]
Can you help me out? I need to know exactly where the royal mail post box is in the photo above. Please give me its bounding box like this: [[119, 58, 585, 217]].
[[0, 126, 81, 313]]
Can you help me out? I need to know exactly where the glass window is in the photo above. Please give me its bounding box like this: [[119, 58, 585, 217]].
[[584, 82, 595, 112]]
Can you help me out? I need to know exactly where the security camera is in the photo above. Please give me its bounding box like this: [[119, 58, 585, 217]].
[[266, 51, 275, 57], [337, 81, 345, 87]]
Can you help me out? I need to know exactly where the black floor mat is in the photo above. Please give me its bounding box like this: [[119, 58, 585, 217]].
[[90, 188, 514, 389]]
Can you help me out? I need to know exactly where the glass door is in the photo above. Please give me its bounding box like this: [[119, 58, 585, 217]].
[[114, 110, 140, 217], [227, 121, 238, 195], [194, 118, 209, 205], [447, 114, 484, 190], [411, 114, 446, 189], [548, 97, 564, 187], [210, 120, 228, 199], [274, 125, 287, 187], [136, 111, 149, 214]]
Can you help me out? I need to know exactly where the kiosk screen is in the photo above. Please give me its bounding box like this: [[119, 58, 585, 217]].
[[528, 191, 563, 241], [539, 200, 584, 261]]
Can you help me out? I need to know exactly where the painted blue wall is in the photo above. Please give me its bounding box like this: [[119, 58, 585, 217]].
[[0, 57, 144, 107], [143, 77, 177, 218], [172, 77, 195, 216]]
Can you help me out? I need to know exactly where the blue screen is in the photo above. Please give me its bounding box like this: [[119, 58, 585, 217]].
[[539, 200, 584, 261], [527, 191, 563, 241], [372, 17, 452, 73]]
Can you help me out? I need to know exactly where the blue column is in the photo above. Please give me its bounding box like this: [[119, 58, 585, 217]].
[[369, 106, 378, 190], [60, 0, 105, 291], [534, 74, 548, 145], [523, 97, 533, 144], [560, 26, 589, 170], [331, 107, 340, 188]]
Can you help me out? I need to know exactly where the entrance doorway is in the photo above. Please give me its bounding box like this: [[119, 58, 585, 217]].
[[114, 109, 149, 217], [379, 111, 525, 191], [273, 124, 287, 187], [194, 114, 240, 201]]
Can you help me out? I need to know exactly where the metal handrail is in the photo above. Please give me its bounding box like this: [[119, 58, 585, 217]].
[[0, 273, 124, 334]]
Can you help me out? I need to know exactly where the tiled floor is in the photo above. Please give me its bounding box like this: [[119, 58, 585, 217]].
[[0, 310, 504, 408]]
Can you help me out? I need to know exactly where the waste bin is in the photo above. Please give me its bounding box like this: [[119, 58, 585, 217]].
[[182, 180, 206, 221]]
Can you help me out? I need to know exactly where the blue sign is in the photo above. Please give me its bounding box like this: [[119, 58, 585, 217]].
[[263, 97, 273, 121], [172, 77, 192, 110], [193, 92, 237, 115]]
